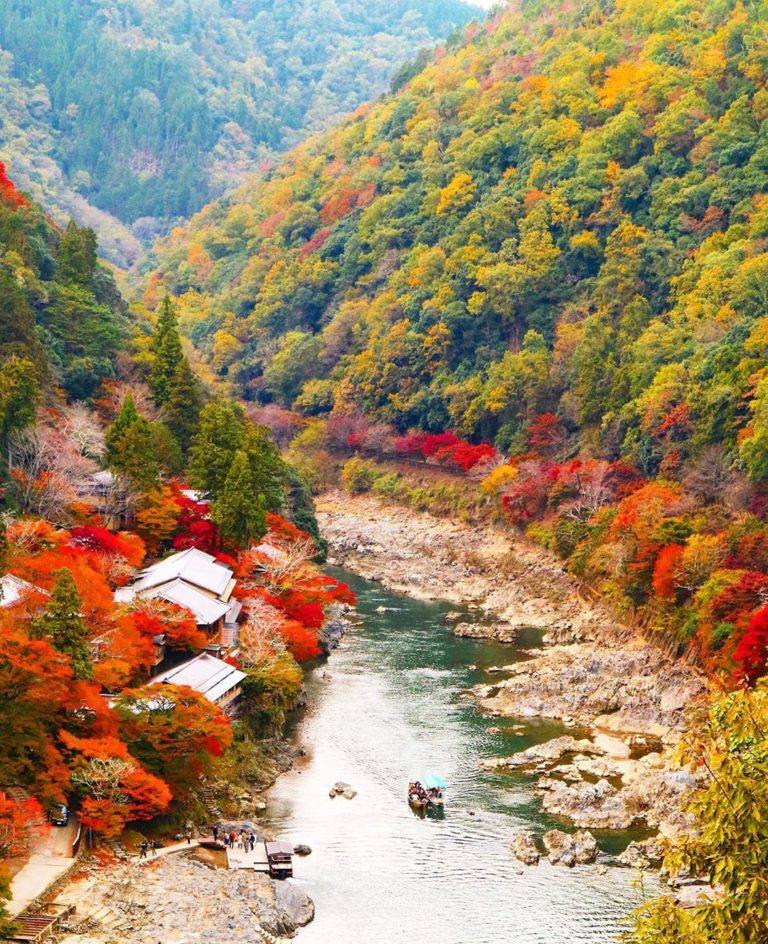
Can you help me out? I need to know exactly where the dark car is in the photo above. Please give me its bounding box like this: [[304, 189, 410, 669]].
[[49, 804, 68, 826]]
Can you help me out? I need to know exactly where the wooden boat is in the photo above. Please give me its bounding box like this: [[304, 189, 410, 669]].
[[408, 775, 447, 809], [265, 840, 294, 879], [408, 783, 428, 808]]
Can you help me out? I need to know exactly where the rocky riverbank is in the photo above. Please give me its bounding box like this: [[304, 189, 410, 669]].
[[55, 853, 314, 944], [317, 490, 710, 846]]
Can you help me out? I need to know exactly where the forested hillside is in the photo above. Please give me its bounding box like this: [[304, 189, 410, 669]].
[[0, 162, 127, 405], [0, 166, 351, 929], [145, 5, 768, 934], [0, 0, 478, 265], [147, 0, 768, 683]]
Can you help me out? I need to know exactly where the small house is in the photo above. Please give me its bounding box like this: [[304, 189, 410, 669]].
[[115, 547, 240, 646], [149, 652, 246, 715]]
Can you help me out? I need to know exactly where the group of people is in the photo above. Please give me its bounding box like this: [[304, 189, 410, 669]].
[[138, 839, 160, 858], [136, 823, 259, 860], [408, 781, 443, 806], [213, 824, 257, 852]]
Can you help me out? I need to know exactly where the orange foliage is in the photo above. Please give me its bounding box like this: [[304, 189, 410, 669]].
[[135, 487, 181, 553], [0, 162, 28, 208], [7, 518, 66, 557], [129, 599, 208, 652], [92, 613, 157, 691], [13, 547, 114, 625], [652, 544, 684, 598], [611, 481, 681, 536], [0, 629, 74, 800], [116, 684, 232, 796], [0, 792, 46, 857], [278, 618, 322, 661]]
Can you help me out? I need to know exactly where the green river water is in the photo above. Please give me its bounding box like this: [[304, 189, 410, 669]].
[[266, 568, 659, 944]]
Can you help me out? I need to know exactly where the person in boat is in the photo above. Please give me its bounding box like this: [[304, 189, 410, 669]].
[[408, 782, 426, 805]]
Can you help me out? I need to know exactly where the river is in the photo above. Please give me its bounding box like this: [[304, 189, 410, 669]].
[[266, 569, 658, 944]]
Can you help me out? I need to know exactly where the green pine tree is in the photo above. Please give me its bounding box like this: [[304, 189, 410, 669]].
[[105, 395, 159, 493], [243, 424, 285, 513], [166, 358, 203, 455], [31, 568, 92, 680], [0, 356, 41, 447], [188, 401, 246, 497], [210, 449, 267, 548], [149, 295, 184, 405], [55, 220, 98, 285], [150, 421, 183, 477]]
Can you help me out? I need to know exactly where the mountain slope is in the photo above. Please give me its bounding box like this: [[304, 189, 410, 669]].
[[0, 0, 478, 263], [0, 162, 128, 401], [146, 0, 768, 470]]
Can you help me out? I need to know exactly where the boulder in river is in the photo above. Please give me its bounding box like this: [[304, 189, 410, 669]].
[[543, 829, 599, 867], [538, 776, 632, 829], [617, 837, 666, 869], [294, 844, 312, 856], [329, 781, 357, 799], [274, 878, 316, 931], [453, 621, 518, 642], [479, 735, 603, 772], [510, 830, 540, 865]]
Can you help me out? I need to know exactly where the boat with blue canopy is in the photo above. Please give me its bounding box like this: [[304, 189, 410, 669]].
[[408, 775, 447, 809]]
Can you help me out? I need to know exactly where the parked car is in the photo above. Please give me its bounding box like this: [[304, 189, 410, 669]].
[[49, 804, 68, 826]]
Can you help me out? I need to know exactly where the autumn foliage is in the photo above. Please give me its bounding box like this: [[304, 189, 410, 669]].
[[0, 162, 28, 209]]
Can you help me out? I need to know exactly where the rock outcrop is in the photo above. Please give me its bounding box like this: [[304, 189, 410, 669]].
[[479, 736, 603, 771], [329, 781, 357, 799], [542, 829, 599, 867], [55, 855, 313, 942], [453, 621, 518, 642], [617, 838, 666, 869], [509, 830, 540, 865]]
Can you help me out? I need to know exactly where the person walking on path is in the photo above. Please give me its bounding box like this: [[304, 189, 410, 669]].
[[248, 833, 255, 852], [213, 825, 219, 842], [139, 840, 148, 859], [229, 830, 237, 848], [151, 839, 159, 857], [185, 826, 193, 844]]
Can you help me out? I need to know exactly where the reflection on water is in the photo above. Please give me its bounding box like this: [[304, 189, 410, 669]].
[[266, 570, 656, 944]]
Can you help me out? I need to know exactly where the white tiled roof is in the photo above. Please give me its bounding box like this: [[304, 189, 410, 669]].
[[0, 574, 47, 608], [150, 653, 246, 704], [226, 599, 243, 625], [131, 548, 233, 597], [253, 542, 289, 562], [117, 578, 230, 626]]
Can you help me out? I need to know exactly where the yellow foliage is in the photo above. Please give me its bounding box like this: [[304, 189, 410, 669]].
[[481, 465, 518, 495], [436, 173, 477, 216]]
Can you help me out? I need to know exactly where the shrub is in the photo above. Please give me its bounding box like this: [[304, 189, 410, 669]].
[[341, 457, 379, 494]]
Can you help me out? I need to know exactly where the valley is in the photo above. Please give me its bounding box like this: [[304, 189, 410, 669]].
[[1, 1, 768, 941]]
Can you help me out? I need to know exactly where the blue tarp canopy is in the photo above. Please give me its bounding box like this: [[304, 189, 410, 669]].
[[423, 775, 447, 790]]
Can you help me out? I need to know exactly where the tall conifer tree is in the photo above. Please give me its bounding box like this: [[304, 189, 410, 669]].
[[210, 449, 266, 548], [31, 569, 92, 680], [166, 358, 203, 455], [105, 395, 159, 493], [149, 295, 184, 405]]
